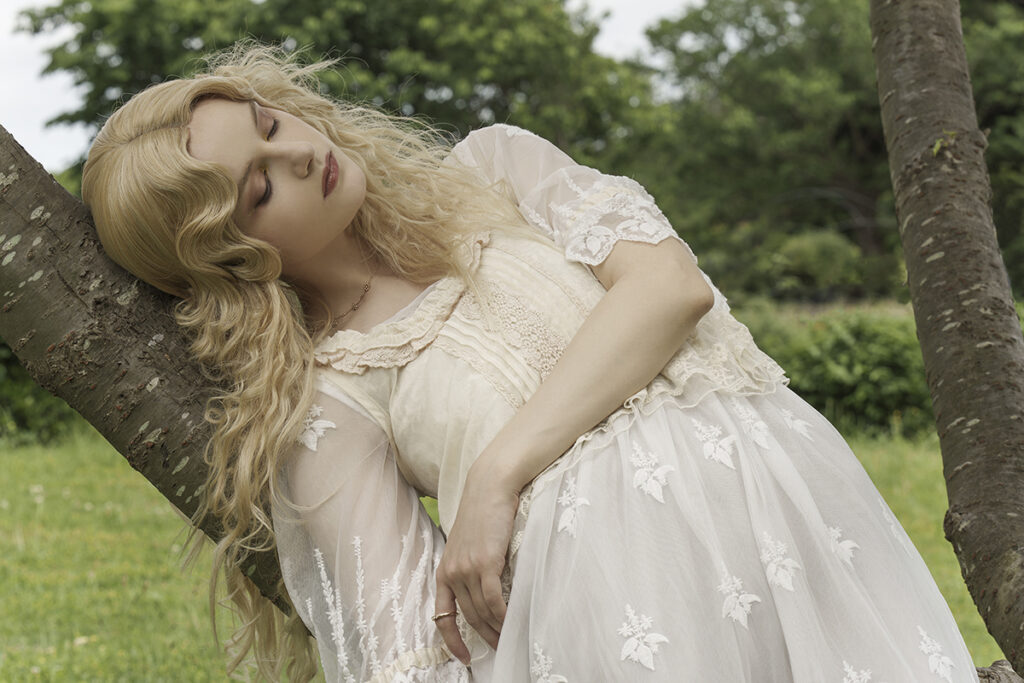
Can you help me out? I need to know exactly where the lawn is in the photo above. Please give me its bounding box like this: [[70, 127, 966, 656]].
[[0, 424, 1007, 680]]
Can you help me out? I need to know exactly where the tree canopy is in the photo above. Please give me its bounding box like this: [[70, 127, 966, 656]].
[[15, 0, 1024, 298]]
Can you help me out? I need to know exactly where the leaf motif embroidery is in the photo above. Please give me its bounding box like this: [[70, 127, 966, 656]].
[[298, 404, 337, 451], [556, 473, 590, 537], [617, 605, 669, 671], [530, 642, 568, 683], [759, 532, 801, 592], [730, 397, 771, 449], [779, 408, 813, 440], [827, 525, 860, 567], [692, 419, 737, 469], [629, 442, 676, 503], [716, 568, 761, 628], [842, 661, 873, 683], [918, 626, 955, 682]]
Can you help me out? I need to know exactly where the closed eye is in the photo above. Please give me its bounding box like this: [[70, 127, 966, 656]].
[[256, 169, 272, 207], [255, 117, 279, 208]]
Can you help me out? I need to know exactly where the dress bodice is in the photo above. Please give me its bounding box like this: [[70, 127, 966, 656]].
[[311, 227, 787, 532]]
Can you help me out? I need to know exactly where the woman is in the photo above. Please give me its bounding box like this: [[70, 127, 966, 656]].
[[82, 45, 979, 682]]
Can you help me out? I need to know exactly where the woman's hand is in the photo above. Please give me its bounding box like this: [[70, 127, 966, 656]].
[[434, 456, 520, 664]]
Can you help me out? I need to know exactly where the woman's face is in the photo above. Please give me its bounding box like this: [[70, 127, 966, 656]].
[[187, 98, 366, 276]]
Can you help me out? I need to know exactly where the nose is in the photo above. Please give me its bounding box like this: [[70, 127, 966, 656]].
[[273, 141, 315, 178]]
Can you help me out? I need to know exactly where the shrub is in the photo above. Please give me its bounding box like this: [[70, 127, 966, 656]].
[[734, 300, 933, 436]]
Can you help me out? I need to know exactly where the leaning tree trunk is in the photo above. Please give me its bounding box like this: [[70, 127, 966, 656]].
[[0, 125, 288, 614], [870, 0, 1024, 676]]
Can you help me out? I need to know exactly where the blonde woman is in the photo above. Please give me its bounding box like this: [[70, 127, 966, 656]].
[[82, 45, 979, 683]]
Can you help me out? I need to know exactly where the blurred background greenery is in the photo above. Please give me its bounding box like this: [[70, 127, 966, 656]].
[[2, 0, 1023, 677]]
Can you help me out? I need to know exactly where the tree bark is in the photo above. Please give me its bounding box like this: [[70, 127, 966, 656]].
[[870, 0, 1024, 676], [0, 124, 289, 614]]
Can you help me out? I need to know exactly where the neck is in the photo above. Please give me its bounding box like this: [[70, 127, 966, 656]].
[[284, 230, 377, 325]]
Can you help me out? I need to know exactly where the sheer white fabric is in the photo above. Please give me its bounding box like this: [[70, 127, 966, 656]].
[[273, 385, 469, 683], [273, 124, 981, 682], [447, 123, 698, 267]]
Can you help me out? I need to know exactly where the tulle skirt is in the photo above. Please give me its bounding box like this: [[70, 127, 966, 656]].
[[468, 386, 978, 682]]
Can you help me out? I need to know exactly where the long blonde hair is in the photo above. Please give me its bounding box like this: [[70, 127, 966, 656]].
[[82, 43, 529, 681]]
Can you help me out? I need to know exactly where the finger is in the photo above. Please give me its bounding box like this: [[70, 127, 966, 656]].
[[468, 573, 504, 636], [434, 582, 470, 665], [481, 571, 507, 628], [452, 582, 501, 650]]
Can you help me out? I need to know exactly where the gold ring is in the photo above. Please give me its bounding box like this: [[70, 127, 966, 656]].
[[431, 610, 457, 622]]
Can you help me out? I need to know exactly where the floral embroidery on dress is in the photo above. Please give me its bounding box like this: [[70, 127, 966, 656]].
[[693, 419, 738, 469], [518, 202, 556, 238], [617, 605, 669, 671], [918, 627, 955, 682], [531, 643, 568, 683], [556, 473, 590, 537], [731, 397, 771, 449], [827, 525, 860, 567], [298, 404, 337, 451], [313, 547, 357, 682], [779, 408, 813, 440], [629, 442, 676, 503], [842, 661, 873, 683], [717, 567, 761, 628], [760, 532, 802, 592], [552, 172, 687, 267]]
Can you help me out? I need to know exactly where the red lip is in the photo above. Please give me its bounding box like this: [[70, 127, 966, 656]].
[[323, 151, 338, 198]]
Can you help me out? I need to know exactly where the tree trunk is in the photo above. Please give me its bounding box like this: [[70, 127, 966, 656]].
[[0, 124, 289, 614], [870, 0, 1024, 676]]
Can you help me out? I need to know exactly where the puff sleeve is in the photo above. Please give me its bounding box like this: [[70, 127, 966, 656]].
[[447, 123, 697, 269], [271, 381, 468, 683]]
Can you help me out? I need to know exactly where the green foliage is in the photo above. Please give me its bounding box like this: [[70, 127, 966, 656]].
[[0, 339, 78, 445], [631, 0, 899, 300], [17, 0, 652, 165], [20, 0, 1024, 301], [735, 301, 934, 436], [962, 2, 1024, 294]]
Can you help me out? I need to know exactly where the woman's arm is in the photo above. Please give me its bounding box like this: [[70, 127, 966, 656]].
[[478, 237, 713, 491], [434, 235, 714, 659], [276, 384, 470, 680]]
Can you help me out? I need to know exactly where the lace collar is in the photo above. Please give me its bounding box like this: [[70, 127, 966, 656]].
[[313, 232, 489, 374]]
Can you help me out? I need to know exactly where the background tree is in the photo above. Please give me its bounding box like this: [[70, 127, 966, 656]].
[[870, 0, 1024, 673], [18, 0, 653, 164]]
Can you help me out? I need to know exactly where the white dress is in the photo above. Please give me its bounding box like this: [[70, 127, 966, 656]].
[[270, 124, 979, 682]]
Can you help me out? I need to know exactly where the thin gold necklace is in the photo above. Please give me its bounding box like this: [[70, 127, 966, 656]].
[[329, 245, 374, 332]]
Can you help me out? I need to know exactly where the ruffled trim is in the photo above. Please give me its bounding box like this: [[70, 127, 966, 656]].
[[314, 234, 489, 374], [366, 646, 468, 683]]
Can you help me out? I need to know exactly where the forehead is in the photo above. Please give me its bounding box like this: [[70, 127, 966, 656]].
[[187, 98, 252, 170]]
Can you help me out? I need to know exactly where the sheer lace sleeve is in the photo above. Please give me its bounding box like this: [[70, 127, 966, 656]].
[[448, 123, 697, 268], [272, 382, 468, 683]]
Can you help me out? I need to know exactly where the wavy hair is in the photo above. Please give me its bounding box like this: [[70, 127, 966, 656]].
[[82, 43, 531, 680]]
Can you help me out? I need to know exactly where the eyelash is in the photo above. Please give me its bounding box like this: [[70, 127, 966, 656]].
[[255, 118, 279, 208]]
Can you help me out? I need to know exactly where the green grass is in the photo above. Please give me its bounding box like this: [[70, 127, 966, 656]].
[[0, 424, 1008, 679]]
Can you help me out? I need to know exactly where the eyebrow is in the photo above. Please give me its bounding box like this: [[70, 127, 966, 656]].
[[236, 101, 259, 207]]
